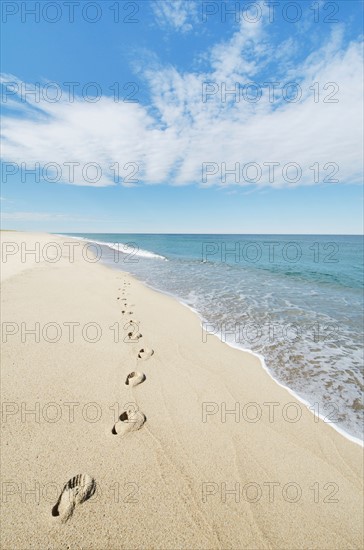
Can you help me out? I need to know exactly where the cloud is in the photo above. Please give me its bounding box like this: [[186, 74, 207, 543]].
[[1, 10, 363, 189], [151, 0, 198, 33]]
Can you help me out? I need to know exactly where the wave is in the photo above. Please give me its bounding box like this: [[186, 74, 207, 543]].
[[55, 234, 168, 261], [99, 240, 168, 260]]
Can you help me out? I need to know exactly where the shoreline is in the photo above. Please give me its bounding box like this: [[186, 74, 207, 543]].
[[182, 297, 364, 448], [1, 231, 363, 549], [63, 233, 363, 447], [124, 276, 364, 448]]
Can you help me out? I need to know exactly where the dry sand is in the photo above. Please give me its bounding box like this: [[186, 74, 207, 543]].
[[1, 232, 363, 549]]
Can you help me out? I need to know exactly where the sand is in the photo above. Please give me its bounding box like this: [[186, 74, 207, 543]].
[[1, 231, 363, 549]]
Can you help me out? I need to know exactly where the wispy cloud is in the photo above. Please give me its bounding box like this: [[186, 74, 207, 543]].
[[151, 0, 198, 33], [1, 8, 363, 189]]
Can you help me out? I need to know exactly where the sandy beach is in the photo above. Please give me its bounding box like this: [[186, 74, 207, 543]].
[[1, 231, 363, 550]]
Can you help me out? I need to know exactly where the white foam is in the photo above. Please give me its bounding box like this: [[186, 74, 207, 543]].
[[196, 311, 364, 446], [55, 234, 167, 261]]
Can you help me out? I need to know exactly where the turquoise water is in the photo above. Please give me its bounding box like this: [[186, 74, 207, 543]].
[[63, 233, 363, 441]]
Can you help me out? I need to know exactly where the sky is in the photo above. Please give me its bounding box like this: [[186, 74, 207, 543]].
[[0, 0, 363, 234]]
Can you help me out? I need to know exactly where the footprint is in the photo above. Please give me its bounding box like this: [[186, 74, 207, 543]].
[[125, 371, 145, 387], [111, 406, 146, 436], [121, 310, 133, 315], [51, 474, 96, 523], [127, 331, 142, 341], [138, 348, 154, 360]]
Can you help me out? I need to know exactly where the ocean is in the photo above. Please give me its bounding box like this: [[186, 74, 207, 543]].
[[61, 233, 364, 442]]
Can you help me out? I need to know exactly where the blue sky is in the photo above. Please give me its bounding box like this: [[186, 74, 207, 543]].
[[1, 0, 363, 233]]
